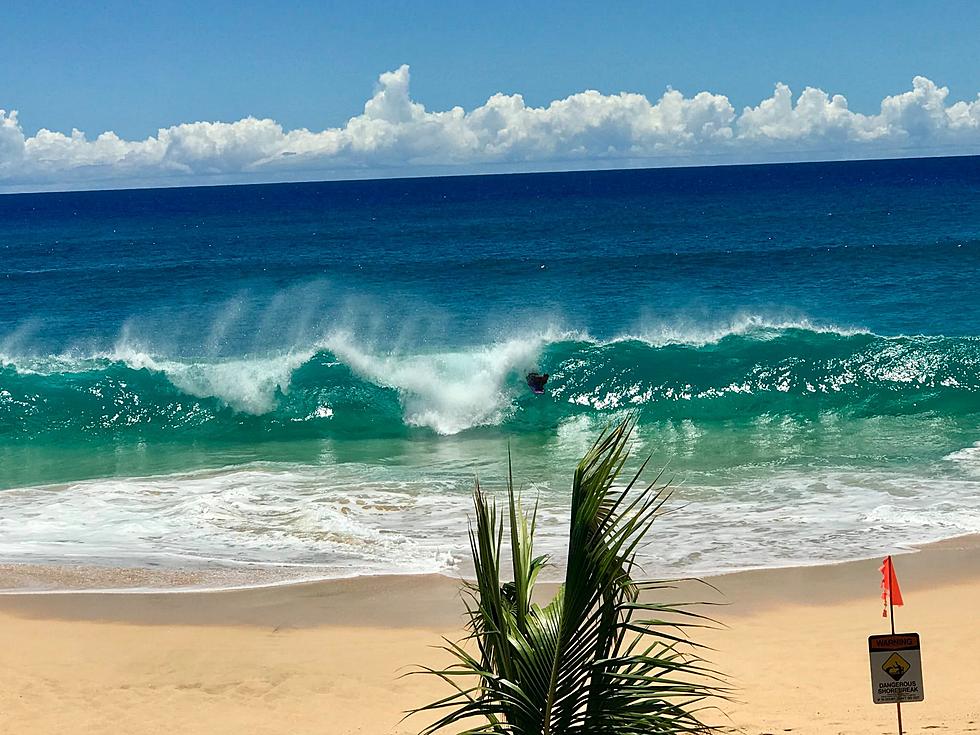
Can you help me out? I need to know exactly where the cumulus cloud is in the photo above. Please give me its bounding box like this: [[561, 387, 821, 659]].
[[2, 66, 979, 191]]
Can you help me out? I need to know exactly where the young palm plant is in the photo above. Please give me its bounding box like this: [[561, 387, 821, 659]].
[[410, 416, 726, 734]]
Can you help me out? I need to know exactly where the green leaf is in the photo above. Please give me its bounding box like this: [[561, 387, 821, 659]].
[[408, 415, 728, 734]]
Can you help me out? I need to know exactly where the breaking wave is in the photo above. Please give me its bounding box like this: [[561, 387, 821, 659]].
[[2, 322, 979, 442]]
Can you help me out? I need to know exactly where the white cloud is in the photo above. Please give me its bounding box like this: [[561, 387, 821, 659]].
[[2, 66, 979, 192]]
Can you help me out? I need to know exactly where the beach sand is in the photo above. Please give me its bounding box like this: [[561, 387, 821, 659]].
[[1, 537, 978, 734]]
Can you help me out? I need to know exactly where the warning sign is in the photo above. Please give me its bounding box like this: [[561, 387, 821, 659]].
[[881, 652, 910, 680], [869, 633, 924, 704]]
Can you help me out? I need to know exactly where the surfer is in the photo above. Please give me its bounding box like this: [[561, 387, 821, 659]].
[[526, 372, 549, 394]]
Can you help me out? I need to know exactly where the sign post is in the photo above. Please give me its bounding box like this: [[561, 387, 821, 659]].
[[871, 556, 924, 735]]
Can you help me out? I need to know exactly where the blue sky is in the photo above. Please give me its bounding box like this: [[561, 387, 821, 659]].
[[2, 1, 980, 191]]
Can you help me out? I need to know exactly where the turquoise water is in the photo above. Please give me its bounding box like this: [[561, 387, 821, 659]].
[[2, 157, 980, 583]]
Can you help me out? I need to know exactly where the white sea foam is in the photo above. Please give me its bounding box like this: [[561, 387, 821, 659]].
[[0, 466, 464, 579], [320, 327, 576, 434], [944, 442, 980, 473], [3, 458, 980, 588]]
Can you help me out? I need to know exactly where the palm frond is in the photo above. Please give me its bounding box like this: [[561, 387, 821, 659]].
[[408, 416, 728, 734]]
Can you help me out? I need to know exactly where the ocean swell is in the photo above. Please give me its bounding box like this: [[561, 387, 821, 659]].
[[2, 324, 980, 442]]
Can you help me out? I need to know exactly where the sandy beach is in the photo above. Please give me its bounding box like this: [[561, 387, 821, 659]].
[[1, 537, 978, 734]]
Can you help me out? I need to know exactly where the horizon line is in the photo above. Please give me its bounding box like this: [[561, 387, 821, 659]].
[[3, 151, 979, 199]]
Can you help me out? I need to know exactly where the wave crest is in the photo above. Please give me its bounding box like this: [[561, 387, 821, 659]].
[[623, 314, 869, 347], [322, 331, 556, 434], [3, 323, 980, 440]]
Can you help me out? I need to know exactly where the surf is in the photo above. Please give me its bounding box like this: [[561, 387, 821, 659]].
[[3, 323, 980, 446]]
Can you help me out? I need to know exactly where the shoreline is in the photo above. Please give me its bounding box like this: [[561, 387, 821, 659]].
[[1, 533, 977, 625], [2, 531, 978, 599], [1, 535, 977, 732]]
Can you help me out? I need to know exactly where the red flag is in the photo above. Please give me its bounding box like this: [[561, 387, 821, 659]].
[[879, 555, 904, 617]]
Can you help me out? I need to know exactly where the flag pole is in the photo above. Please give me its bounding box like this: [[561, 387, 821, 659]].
[[887, 556, 903, 735]]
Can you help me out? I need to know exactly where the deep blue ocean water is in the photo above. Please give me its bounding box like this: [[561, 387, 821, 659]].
[[2, 156, 980, 584]]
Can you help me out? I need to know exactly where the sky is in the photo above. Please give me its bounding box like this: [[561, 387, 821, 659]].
[[2, 0, 980, 192]]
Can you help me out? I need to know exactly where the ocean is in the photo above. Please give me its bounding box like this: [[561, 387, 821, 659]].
[[2, 156, 980, 586]]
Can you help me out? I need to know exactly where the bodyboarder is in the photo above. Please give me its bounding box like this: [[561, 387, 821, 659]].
[[526, 372, 549, 394]]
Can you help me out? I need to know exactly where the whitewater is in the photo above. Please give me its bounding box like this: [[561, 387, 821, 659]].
[[2, 157, 980, 587], [2, 322, 980, 440]]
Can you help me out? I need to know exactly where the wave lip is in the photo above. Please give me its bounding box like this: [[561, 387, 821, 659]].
[[617, 314, 871, 347], [110, 344, 316, 415]]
